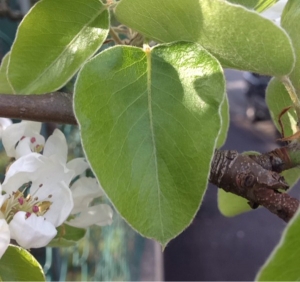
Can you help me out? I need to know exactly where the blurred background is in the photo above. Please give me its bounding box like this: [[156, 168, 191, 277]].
[[0, 0, 296, 280]]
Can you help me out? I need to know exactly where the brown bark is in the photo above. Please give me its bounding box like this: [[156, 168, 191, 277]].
[[210, 150, 299, 222], [0, 92, 299, 222]]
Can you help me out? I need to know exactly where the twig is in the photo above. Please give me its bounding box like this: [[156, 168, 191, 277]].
[[0, 92, 77, 125], [0, 92, 299, 222]]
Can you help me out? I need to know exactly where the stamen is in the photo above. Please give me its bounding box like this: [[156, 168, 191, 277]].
[[39, 184, 43, 188], [18, 198, 24, 205], [25, 212, 31, 219], [30, 137, 36, 143], [32, 206, 39, 213]]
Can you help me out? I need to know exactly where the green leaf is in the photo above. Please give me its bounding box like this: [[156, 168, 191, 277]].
[[0, 53, 14, 94], [216, 95, 229, 148], [227, 0, 279, 12], [74, 42, 225, 245], [0, 245, 45, 281], [281, 0, 300, 92], [218, 189, 252, 217], [256, 209, 300, 281], [115, 0, 294, 76], [266, 77, 296, 138], [7, 0, 109, 94], [48, 224, 86, 247]]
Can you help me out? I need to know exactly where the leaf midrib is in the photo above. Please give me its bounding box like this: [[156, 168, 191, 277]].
[[146, 47, 164, 239]]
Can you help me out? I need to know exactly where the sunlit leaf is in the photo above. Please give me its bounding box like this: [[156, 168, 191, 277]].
[[7, 0, 109, 94], [74, 42, 225, 245], [115, 0, 294, 76], [0, 245, 45, 281]]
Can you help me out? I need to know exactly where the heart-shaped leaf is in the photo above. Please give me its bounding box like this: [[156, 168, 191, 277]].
[[0, 245, 45, 281], [74, 42, 225, 245], [7, 0, 109, 94], [115, 0, 294, 76]]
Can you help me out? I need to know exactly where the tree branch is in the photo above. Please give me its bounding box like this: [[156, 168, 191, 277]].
[[0, 93, 77, 125], [0, 92, 299, 222]]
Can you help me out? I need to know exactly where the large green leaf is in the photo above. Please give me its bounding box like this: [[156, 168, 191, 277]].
[[256, 208, 300, 280], [0, 53, 14, 94], [0, 245, 45, 281], [115, 0, 294, 76], [281, 0, 300, 92], [7, 0, 109, 94], [74, 42, 225, 245], [227, 0, 279, 12], [266, 77, 296, 138]]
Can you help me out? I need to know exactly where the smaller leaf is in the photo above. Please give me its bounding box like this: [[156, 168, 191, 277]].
[[218, 189, 251, 217], [0, 245, 45, 281], [256, 208, 300, 281], [266, 77, 296, 138], [8, 0, 109, 94], [48, 224, 86, 247], [0, 53, 14, 94]]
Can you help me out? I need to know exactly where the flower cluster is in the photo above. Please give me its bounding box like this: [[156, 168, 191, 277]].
[[0, 121, 113, 258]]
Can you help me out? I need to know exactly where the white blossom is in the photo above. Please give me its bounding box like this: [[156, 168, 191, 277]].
[[2, 121, 44, 159]]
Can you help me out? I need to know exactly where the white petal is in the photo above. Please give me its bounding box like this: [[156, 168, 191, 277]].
[[0, 118, 12, 139], [71, 177, 104, 214], [2, 154, 74, 227], [67, 204, 113, 228], [2, 121, 43, 158], [0, 219, 10, 258], [67, 158, 89, 176], [2, 153, 71, 195], [43, 129, 68, 163], [9, 212, 57, 249], [43, 181, 74, 227]]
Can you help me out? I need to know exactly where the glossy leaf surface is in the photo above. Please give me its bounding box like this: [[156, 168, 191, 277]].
[[115, 0, 294, 76], [0, 245, 45, 281], [7, 0, 109, 94], [74, 42, 225, 245]]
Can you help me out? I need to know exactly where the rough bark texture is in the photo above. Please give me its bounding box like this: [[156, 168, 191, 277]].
[[210, 150, 299, 222], [0, 92, 299, 222]]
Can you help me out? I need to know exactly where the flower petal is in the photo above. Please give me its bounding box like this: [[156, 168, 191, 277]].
[[71, 177, 104, 214], [67, 204, 113, 228], [43, 129, 68, 163], [0, 118, 12, 139], [43, 181, 74, 227], [0, 219, 10, 258], [2, 121, 44, 158], [9, 212, 57, 249], [67, 158, 89, 176]]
